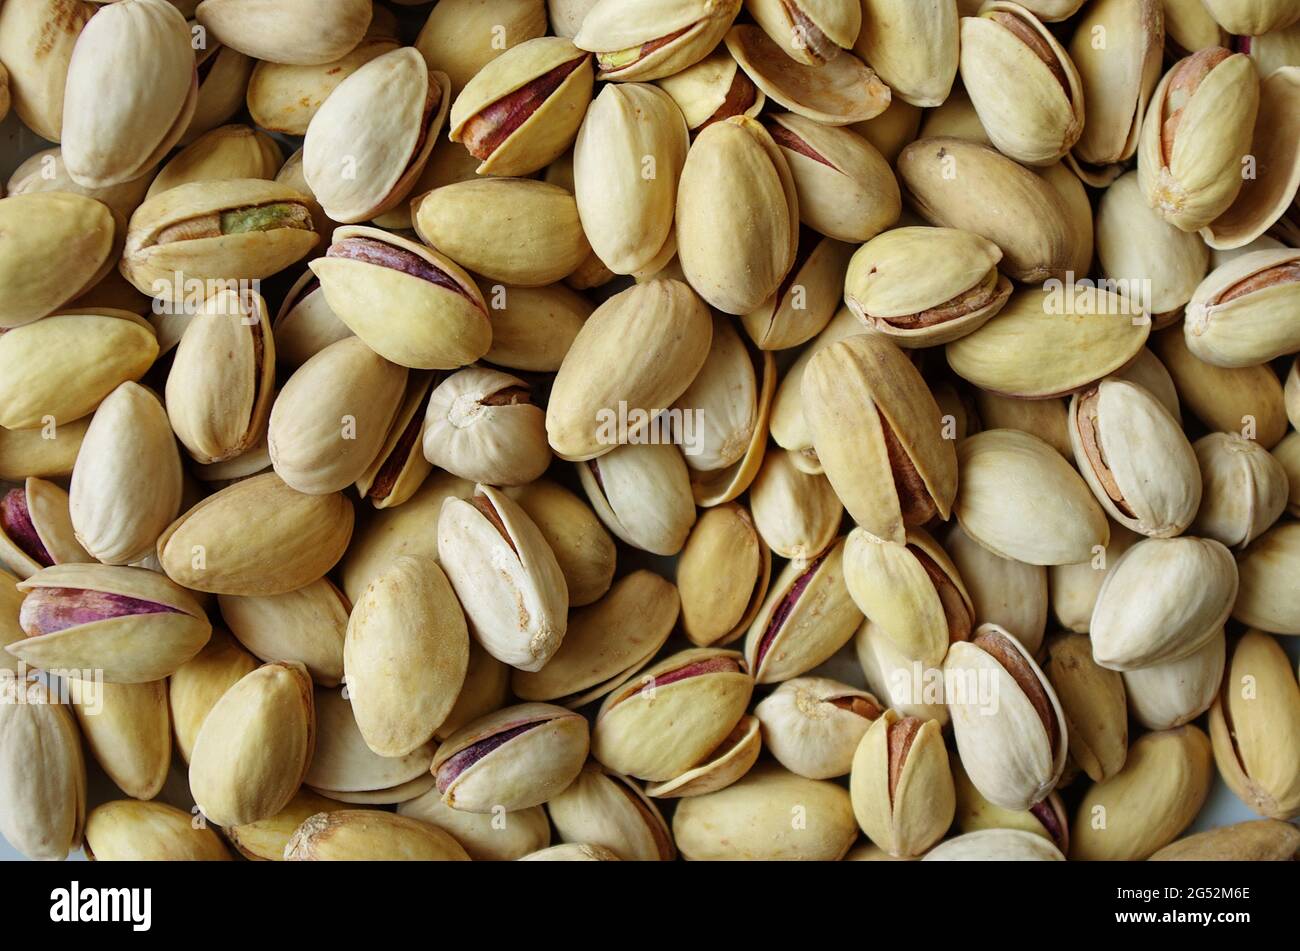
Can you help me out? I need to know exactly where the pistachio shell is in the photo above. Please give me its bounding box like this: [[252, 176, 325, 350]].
[[1047, 521, 1139, 634], [436, 640, 510, 742], [676, 505, 768, 648], [423, 368, 551, 485], [575, 0, 743, 82], [943, 523, 1048, 653], [415, 0, 549, 92], [356, 372, 436, 510], [69, 679, 170, 800], [0, 418, 90, 484], [757, 677, 881, 780], [853, 617, 950, 725], [748, 449, 842, 563], [745, 0, 860, 66], [741, 233, 853, 351], [0, 679, 86, 860], [546, 762, 676, 860], [284, 809, 469, 860], [226, 791, 348, 860], [168, 628, 258, 763], [654, 48, 765, 130], [851, 97, 923, 163], [0, 478, 89, 579], [147, 123, 283, 198], [481, 283, 590, 372], [1150, 819, 1300, 861], [1043, 632, 1128, 782], [398, 790, 549, 861], [1233, 521, 1300, 634], [304, 688, 434, 795], [643, 714, 761, 798], [853, 0, 956, 107], [519, 843, 620, 860], [1200, 0, 1300, 36], [247, 37, 399, 136], [504, 480, 616, 607], [0, 0, 96, 141], [952, 759, 1070, 853], [183, 41, 254, 144], [1124, 628, 1225, 731], [195, 0, 372, 66], [219, 579, 348, 688], [1184, 248, 1300, 367], [578, 442, 698, 557], [85, 800, 230, 860], [1191, 432, 1288, 549], [924, 828, 1065, 860]]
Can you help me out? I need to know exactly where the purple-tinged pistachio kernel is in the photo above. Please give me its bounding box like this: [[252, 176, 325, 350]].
[[19, 587, 183, 638], [435, 720, 544, 792], [755, 550, 828, 668], [0, 488, 52, 566]]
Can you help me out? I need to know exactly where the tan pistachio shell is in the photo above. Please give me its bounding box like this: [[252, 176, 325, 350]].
[[1043, 631, 1129, 783], [1185, 248, 1300, 368], [546, 762, 676, 860], [748, 449, 842, 563], [436, 640, 510, 743], [676, 505, 769, 648], [854, 0, 957, 107], [0, 418, 90, 484], [973, 390, 1065, 457], [1124, 628, 1225, 731], [415, 0, 549, 93], [686, 344, 774, 507], [575, 0, 743, 82], [1150, 819, 1300, 861], [247, 36, 399, 136], [355, 372, 436, 510], [1233, 521, 1300, 634], [580, 442, 698, 556], [284, 809, 469, 861], [0, 478, 88, 579], [0, 679, 86, 860], [1201, 0, 1300, 37], [654, 48, 765, 129], [0, 0, 96, 142], [397, 789, 549, 861], [504, 480, 616, 607], [519, 842, 619, 860], [745, 0, 860, 66], [853, 617, 950, 725], [851, 97, 923, 163], [195, 0, 372, 66], [168, 628, 258, 763], [481, 283, 590, 373], [68, 679, 170, 801], [672, 315, 757, 473], [924, 828, 1065, 861], [643, 715, 761, 798], [304, 688, 434, 795], [742, 233, 853, 351], [952, 748, 1071, 854], [84, 800, 229, 861], [147, 123, 283, 198], [1272, 432, 1300, 516], [0, 571, 25, 673], [224, 790, 349, 861], [218, 578, 349, 687], [422, 369, 551, 486], [1048, 521, 1138, 635], [183, 41, 255, 144], [757, 677, 881, 780], [944, 523, 1048, 653], [1191, 432, 1288, 549]]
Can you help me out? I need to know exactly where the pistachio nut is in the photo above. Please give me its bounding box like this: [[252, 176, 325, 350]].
[[1091, 536, 1238, 669], [1184, 248, 1300, 368], [1209, 630, 1300, 819], [1274, 431, 1300, 516], [1191, 432, 1288, 549], [851, 97, 923, 164], [944, 523, 1048, 654], [0, 478, 89, 580], [0, 418, 90, 484], [219, 579, 347, 688], [431, 702, 589, 812], [1164, 0, 1229, 55], [505, 480, 616, 607], [854, 617, 950, 725], [416, 0, 549, 92], [422, 369, 551, 486], [1114, 348, 1181, 419], [643, 715, 761, 798], [68, 678, 170, 801], [654, 48, 764, 130], [1043, 631, 1128, 783], [673, 762, 856, 860], [743, 0, 859, 66], [183, 34, 255, 144], [742, 232, 853, 351], [274, 147, 336, 244], [747, 449, 843, 564], [757, 677, 881, 780], [195, 0, 372, 66], [577, 441, 697, 556], [246, 35, 400, 136], [84, 800, 230, 861], [156, 471, 355, 596], [398, 789, 550, 861], [0, 570, 25, 672], [591, 647, 753, 782], [189, 660, 315, 828], [121, 178, 318, 300], [918, 82, 993, 144], [546, 762, 676, 861], [945, 624, 1069, 810], [923, 828, 1065, 861], [356, 372, 437, 510], [803, 335, 957, 544], [676, 116, 798, 315], [1150, 818, 1300, 861], [304, 687, 434, 802], [1124, 627, 1226, 731], [0, 678, 86, 860], [669, 315, 757, 473], [62, 0, 197, 188], [952, 760, 1070, 854], [1201, 0, 1300, 34], [548, 279, 711, 461], [519, 843, 620, 861], [437, 484, 568, 672], [852, 0, 957, 108], [168, 628, 257, 763], [845, 226, 1011, 348], [1070, 725, 1213, 860], [0, 0, 96, 141], [1138, 48, 1260, 232], [284, 810, 469, 861], [147, 123, 283, 199], [676, 504, 769, 648], [12, 564, 210, 683], [481, 283, 590, 373], [574, 0, 742, 82], [1037, 160, 1095, 277], [436, 641, 510, 744]]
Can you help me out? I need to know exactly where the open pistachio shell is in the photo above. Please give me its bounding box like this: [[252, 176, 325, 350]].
[[505, 480, 616, 608], [0, 478, 89, 580], [1191, 432, 1288, 549], [854, 0, 957, 107], [748, 449, 843, 563], [168, 629, 258, 763], [951, 761, 1071, 853], [0, 0, 96, 142], [1124, 627, 1225, 731], [423, 369, 551, 486], [654, 48, 764, 130], [0, 679, 86, 860], [757, 677, 881, 780], [854, 617, 950, 725], [0, 570, 26, 672], [356, 372, 436, 510], [416, 0, 549, 92], [304, 688, 434, 796], [745, 0, 860, 66], [578, 442, 696, 556], [399, 790, 548, 861], [575, 0, 742, 82], [247, 36, 399, 136], [519, 843, 619, 861], [742, 232, 852, 351], [686, 345, 774, 508], [644, 715, 761, 798], [69, 679, 170, 801], [1043, 631, 1128, 783], [85, 800, 230, 861], [547, 762, 676, 860], [1184, 248, 1300, 367], [219, 579, 348, 688], [676, 505, 769, 648], [195, 0, 372, 66], [481, 283, 590, 373], [1233, 521, 1300, 634]]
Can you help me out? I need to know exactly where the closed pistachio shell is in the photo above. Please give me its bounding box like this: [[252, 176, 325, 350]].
[[924, 828, 1065, 860], [850, 710, 956, 856], [398, 789, 549, 861], [578, 442, 697, 557], [69, 679, 170, 801], [1233, 521, 1300, 634], [195, 0, 372, 66], [853, 617, 950, 726], [0, 0, 96, 142], [673, 316, 758, 473], [854, 0, 957, 107], [944, 523, 1048, 653], [654, 48, 764, 130], [168, 628, 258, 763], [1043, 632, 1128, 783], [0, 418, 90, 484], [1113, 347, 1181, 419], [1048, 521, 1138, 634], [1190, 432, 1288, 549], [1164, 0, 1229, 54], [575, 0, 742, 82], [416, 0, 549, 92], [547, 762, 675, 860], [423, 369, 551, 486], [219, 579, 348, 688], [1200, 0, 1300, 35], [284, 810, 469, 861], [305, 688, 433, 796], [504, 480, 616, 607], [519, 842, 619, 860], [748, 449, 842, 563], [851, 97, 923, 163], [758, 677, 881, 780], [482, 283, 590, 373], [147, 124, 283, 198], [1124, 628, 1225, 731], [247, 36, 399, 136], [677, 505, 769, 648], [0, 478, 89, 580], [1184, 249, 1300, 367], [0, 679, 86, 860], [85, 800, 230, 860], [436, 640, 510, 743], [1150, 818, 1300, 861], [183, 40, 254, 144]]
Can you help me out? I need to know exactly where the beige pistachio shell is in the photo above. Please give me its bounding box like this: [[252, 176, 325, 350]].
[[748, 449, 842, 563], [745, 0, 860, 66], [1124, 628, 1225, 731], [1050, 524, 1142, 635], [1185, 248, 1300, 368], [0, 418, 90, 484], [416, 0, 549, 92], [195, 0, 372, 66], [147, 123, 283, 198], [436, 640, 510, 743], [397, 790, 549, 861], [423, 369, 550, 486], [742, 233, 852, 351], [1191, 432, 1288, 549], [850, 710, 956, 856], [0, 0, 96, 142], [220, 580, 348, 688], [519, 842, 620, 861], [924, 828, 1065, 861], [944, 523, 1048, 654], [671, 315, 757, 473], [1233, 521, 1300, 634], [431, 702, 589, 812], [1273, 432, 1300, 516], [481, 283, 589, 373], [654, 48, 765, 129], [157, 471, 355, 596], [578, 441, 697, 557], [500, 481, 613, 609], [68, 679, 170, 801], [0, 679, 86, 860], [183, 40, 255, 144], [676, 505, 768, 648], [1150, 818, 1300, 861], [952, 760, 1071, 854], [1091, 536, 1239, 670], [1164, 0, 1229, 53], [355, 372, 436, 510], [851, 97, 923, 164], [1112, 347, 1182, 419], [1043, 632, 1128, 783], [168, 628, 258, 763], [247, 36, 399, 136], [513, 570, 677, 706], [643, 715, 761, 798], [575, 0, 742, 82], [757, 677, 881, 780], [304, 688, 434, 795], [547, 762, 676, 860], [227, 791, 350, 861], [853, 0, 957, 107], [1071, 725, 1213, 860], [0, 571, 25, 673], [0, 478, 88, 580], [1201, 0, 1300, 37], [853, 617, 950, 726], [85, 800, 229, 861], [284, 810, 469, 861]]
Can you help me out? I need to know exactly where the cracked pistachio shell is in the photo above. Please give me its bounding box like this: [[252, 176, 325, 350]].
[[505, 480, 615, 607], [748, 449, 842, 563], [845, 226, 1010, 347], [356, 372, 436, 510], [482, 283, 590, 373], [12, 564, 211, 682], [671, 316, 757, 473], [0, 571, 24, 672], [947, 287, 1150, 399], [850, 709, 955, 856], [644, 714, 760, 798], [1201, 0, 1300, 34], [924, 828, 1065, 860], [304, 49, 449, 223], [121, 178, 319, 300], [1233, 521, 1300, 634], [183, 41, 254, 144], [0, 478, 88, 579], [165, 290, 275, 465], [70, 382, 182, 565], [676, 505, 769, 648], [803, 334, 957, 544], [416, 0, 548, 92], [654, 48, 764, 130], [62, 0, 197, 188], [520, 842, 619, 860], [189, 661, 315, 828], [85, 800, 230, 861], [437, 485, 568, 672], [345, 556, 468, 758], [592, 647, 753, 781], [157, 472, 354, 596], [431, 702, 589, 812], [1138, 49, 1259, 232], [854, 617, 949, 725], [1047, 521, 1138, 634], [1071, 725, 1213, 860], [147, 124, 283, 199], [1209, 630, 1300, 819], [854, 0, 957, 107], [675, 762, 856, 860], [744, 536, 862, 684], [897, 137, 1074, 283], [944, 523, 1047, 653], [1096, 171, 1209, 320], [945, 624, 1069, 810], [247, 36, 399, 136], [575, 0, 741, 82], [973, 391, 1070, 458], [423, 369, 550, 486], [285, 809, 469, 860], [742, 232, 852, 351], [1151, 818, 1300, 861], [845, 526, 973, 670], [579, 442, 697, 557], [757, 677, 882, 780], [1185, 249, 1300, 367], [268, 337, 407, 495], [547, 762, 676, 860], [514, 571, 677, 707], [676, 116, 798, 315], [310, 227, 489, 371], [745, 0, 860, 66], [766, 114, 900, 244], [195, 0, 371, 66], [574, 82, 687, 275], [1067, 379, 1201, 538], [219, 579, 348, 687], [1124, 627, 1225, 731], [0, 679, 85, 860], [304, 688, 433, 801], [0, 193, 116, 329], [959, 2, 1084, 166], [1191, 432, 1288, 549], [168, 629, 257, 763], [1091, 536, 1238, 669], [450, 37, 593, 178], [69, 679, 170, 801], [398, 789, 549, 861], [1043, 632, 1128, 782], [0, 0, 95, 141], [415, 178, 589, 286], [952, 760, 1070, 853]]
